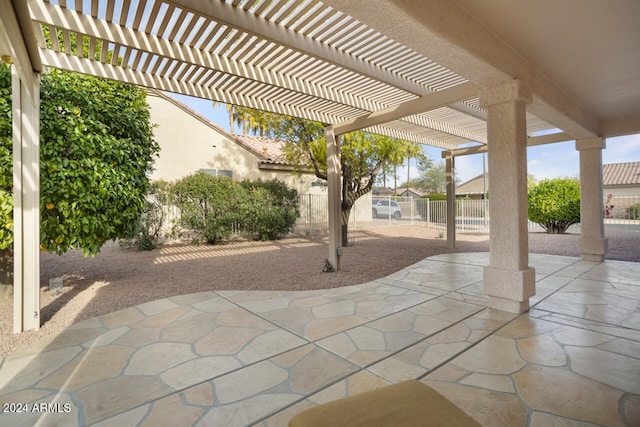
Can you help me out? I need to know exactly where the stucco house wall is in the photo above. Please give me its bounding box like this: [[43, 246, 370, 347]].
[[605, 187, 640, 198], [147, 90, 320, 194]]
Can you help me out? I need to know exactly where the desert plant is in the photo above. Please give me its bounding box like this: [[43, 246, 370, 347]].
[[528, 178, 580, 234]]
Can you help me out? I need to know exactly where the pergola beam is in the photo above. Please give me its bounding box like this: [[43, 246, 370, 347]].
[[32, 0, 481, 147], [399, 108, 487, 144], [38, 48, 341, 123], [443, 131, 574, 158], [167, 0, 432, 97], [9, 0, 42, 72], [332, 81, 480, 136], [39, 49, 459, 147], [326, 0, 601, 142], [28, 0, 385, 114]]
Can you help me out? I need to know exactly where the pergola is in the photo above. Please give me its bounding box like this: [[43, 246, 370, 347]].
[[2, 0, 639, 332]]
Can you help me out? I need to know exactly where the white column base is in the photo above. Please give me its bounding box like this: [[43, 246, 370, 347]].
[[483, 266, 536, 313], [578, 236, 608, 262]]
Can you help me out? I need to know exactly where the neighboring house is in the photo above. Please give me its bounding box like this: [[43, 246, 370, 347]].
[[372, 187, 395, 196], [603, 162, 640, 197], [396, 187, 428, 198], [456, 173, 489, 199], [147, 90, 371, 223], [147, 89, 322, 194], [456, 162, 639, 200], [603, 162, 640, 219]]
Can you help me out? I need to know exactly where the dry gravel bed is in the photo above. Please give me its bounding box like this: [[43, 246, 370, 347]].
[[1, 226, 638, 358]]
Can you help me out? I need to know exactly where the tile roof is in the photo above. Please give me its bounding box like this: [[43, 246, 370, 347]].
[[232, 134, 289, 165], [603, 162, 640, 186], [397, 187, 429, 196]]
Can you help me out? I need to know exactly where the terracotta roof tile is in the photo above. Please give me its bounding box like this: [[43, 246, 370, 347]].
[[232, 134, 289, 164], [603, 162, 640, 186]]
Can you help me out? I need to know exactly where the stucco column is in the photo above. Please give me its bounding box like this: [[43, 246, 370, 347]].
[[325, 127, 342, 271], [576, 138, 608, 262], [480, 80, 535, 313]]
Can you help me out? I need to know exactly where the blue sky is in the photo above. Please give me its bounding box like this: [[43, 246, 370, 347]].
[[170, 93, 640, 185]]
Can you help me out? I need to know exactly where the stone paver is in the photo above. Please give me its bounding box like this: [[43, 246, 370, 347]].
[[1, 253, 639, 427]]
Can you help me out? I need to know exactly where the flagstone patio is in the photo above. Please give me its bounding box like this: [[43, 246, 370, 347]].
[[0, 253, 638, 426]]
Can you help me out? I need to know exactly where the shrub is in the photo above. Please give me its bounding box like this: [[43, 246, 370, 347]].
[[0, 67, 13, 251], [628, 203, 639, 220], [604, 193, 615, 218], [528, 178, 580, 234], [172, 173, 247, 244], [171, 175, 300, 244], [36, 68, 158, 257], [0, 190, 11, 250], [121, 180, 173, 250], [240, 179, 299, 240]]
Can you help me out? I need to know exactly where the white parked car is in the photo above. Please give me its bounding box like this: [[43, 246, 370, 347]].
[[372, 199, 402, 219]]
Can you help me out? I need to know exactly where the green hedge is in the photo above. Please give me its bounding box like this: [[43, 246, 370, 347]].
[[528, 178, 580, 234], [240, 179, 300, 240], [172, 173, 299, 244]]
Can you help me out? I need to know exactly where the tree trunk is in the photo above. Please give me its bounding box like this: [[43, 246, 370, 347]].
[[393, 165, 397, 194], [0, 249, 13, 299], [545, 221, 571, 234], [341, 204, 351, 247]]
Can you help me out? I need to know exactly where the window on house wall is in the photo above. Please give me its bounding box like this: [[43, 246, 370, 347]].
[[200, 168, 233, 179]]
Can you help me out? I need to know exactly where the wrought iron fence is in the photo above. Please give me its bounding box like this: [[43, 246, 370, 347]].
[[294, 196, 494, 233], [161, 193, 640, 238], [603, 194, 640, 231]]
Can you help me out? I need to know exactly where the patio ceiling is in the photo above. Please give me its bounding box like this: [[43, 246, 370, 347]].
[[6, 0, 640, 148]]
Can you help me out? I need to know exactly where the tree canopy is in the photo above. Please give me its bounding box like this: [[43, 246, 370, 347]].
[[398, 155, 454, 193], [0, 64, 159, 256]]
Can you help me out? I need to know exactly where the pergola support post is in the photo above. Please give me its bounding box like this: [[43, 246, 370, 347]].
[[480, 80, 535, 314], [325, 127, 342, 271], [576, 137, 608, 262], [1, 0, 42, 333], [11, 66, 41, 333], [445, 153, 456, 249]]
